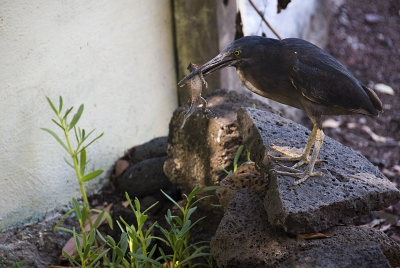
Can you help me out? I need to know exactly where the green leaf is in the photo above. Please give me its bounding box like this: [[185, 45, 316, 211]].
[[54, 226, 74, 234], [54, 207, 76, 232], [62, 249, 80, 266], [81, 169, 103, 182], [80, 147, 87, 176], [68, 104, 84, 131], [128, 253, 163, 266], [59, 96, 63, 113], [63, 107, 73, 120], [45, 96, 58, 115], [79, 132, 104, 154], [72, 198, 82, 221], [186, 206, 197, 221], [92, 249, 110, 265], [92, 210, 105, 229], [91, 209, 113, 230], [142, 200, 159, 214], [161, 189, 183, 212], [202, 185, 220, 191], [63, 157, 74, 169], [41, 128, 69, 152], [74, 126, 80, 143], [187, 184, 200, 202], [233, 145, 244, 172], [51, 119, 65, 131], [9, 260, 29, 268]]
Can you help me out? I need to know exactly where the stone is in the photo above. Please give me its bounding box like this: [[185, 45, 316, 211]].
[[126, 136, 168, 163], [116, 156, 172, 198], [164, 89, 279, 195], [237, 108, 400, 235], [365, 13, 383, 24], [112, 136, 173, 198], [211, 187, 400, 268], [216, 161, 266, 211], [163, 89, 279, 245]]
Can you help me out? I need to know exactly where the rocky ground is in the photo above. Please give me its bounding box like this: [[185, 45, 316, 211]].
[[0, 0, 399, 267]]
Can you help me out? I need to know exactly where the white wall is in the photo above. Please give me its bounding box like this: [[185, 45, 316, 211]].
[[0, 1, 177, 230]]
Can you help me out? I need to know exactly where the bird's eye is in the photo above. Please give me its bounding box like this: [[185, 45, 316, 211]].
[[234, 50, 241, 56]]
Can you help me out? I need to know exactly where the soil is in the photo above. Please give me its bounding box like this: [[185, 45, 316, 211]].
[[1, 1, 399, 267]]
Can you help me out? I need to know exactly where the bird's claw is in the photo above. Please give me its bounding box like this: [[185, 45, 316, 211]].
[[273, 167, 322, 185]]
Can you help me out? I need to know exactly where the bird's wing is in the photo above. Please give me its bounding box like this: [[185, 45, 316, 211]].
[[283, 40, 378, 115]]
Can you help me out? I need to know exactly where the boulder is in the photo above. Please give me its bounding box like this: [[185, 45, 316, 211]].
[[112, 137, 173, 198], [237, 108, 400, 235], [163, 89, 279, 244], [164, 89, 279, 195], [211, 187, 400, 267]]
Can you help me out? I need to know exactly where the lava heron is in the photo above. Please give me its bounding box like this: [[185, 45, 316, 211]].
[[178, 36, 382, 185]]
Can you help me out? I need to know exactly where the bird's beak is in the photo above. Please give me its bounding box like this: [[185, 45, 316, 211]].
[[178, 53, 237, 87]]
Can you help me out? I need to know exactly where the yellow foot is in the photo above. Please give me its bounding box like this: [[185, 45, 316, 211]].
[[269, 144, 322, 168], [269, 144, 310, 169], [273, 164, 322, 185]]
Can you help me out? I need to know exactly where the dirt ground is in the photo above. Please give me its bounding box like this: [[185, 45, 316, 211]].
[[1, 1, 399, 267]]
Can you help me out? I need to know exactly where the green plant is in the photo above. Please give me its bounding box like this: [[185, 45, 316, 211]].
[[61, 227, 109, 268], [118, 193, 162, 268], [56, 198, 111, 267], [222, 145, 251, 175], [41, 96, 110, 230], [100, 186, 214, 268], [157, 185, 213, 267], [98, 232, 130, 268], [7, 260, 28, 268]]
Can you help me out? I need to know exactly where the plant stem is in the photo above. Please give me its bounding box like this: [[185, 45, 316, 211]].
[[60, 114, 93, 229]]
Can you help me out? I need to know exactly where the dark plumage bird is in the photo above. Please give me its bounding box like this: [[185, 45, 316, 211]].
[[178, 36, 383, 185]]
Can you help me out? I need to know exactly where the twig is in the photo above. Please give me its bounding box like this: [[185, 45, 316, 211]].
[[248, 0, 282, 40]]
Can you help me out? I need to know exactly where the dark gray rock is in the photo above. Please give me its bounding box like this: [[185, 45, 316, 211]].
[[211, 187, 400, 268], [163, 89, 279, 246], [117, 156, 172, 197], [237, 108, 400, 235], [164, 89, 279, 194], [126, 136, 168, 164]]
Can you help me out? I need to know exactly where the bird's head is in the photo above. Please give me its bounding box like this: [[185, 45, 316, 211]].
[[178, 36, 274, 87]]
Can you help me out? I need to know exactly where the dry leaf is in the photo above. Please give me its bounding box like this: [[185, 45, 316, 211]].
[[374, 83, 394, 95], [59, 203, 113, 261], [382, 168, 396, 178], [59, 235, 82, 262], [361, 125, 388, 143], [115, 159, 129, 177], [393, 165, 400, 174], [298, 232, 334, 240], [322, 118, 341, 128], [346, 122, 358, 129], [122, 200, 130, 208], [84, 203, 113, 232]]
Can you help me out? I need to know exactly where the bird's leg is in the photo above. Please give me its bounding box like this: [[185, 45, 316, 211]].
[[274, 128, 325, 185], [270, 125, 317, 168]]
